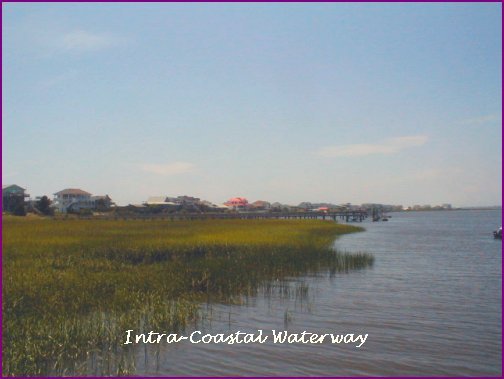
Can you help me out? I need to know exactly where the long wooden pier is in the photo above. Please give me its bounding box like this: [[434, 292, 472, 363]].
[[75, 210, 369, 222]]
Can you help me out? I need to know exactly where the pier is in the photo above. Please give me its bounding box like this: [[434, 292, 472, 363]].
[[75, 210, 369, 222]]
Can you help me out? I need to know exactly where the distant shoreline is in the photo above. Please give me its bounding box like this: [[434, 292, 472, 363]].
[[395, 207, 502, 212]]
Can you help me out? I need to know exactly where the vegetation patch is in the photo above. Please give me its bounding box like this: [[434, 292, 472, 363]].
[[3, 217, 372, 376]]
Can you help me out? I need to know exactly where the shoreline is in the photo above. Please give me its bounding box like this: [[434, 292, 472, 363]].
[[3, 218, 372, 376]]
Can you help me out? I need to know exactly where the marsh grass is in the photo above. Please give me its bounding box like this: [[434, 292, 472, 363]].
[[3, 217, 372, 376]]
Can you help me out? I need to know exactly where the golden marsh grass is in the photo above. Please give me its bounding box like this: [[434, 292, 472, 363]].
[[3, 216, 372, 375]]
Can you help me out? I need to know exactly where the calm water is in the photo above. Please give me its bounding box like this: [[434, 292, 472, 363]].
[[137, 210, 502, 376]]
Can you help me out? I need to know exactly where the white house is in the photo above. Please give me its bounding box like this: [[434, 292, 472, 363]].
[[53, 188, 93, 213]]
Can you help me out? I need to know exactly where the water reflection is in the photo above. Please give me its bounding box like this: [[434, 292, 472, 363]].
[[81, 249, 373, 376], [134, 210, 501, 376], [81, 211, 501, 376]]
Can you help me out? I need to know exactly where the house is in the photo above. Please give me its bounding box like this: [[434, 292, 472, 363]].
[[270, 202, 284, 210], [200, 200, 229, 212], [298, 202, 314, 211], [91, 195, 114, 211], [116, 204, 150, 215], [270, 202, 300, 212], [224, 197, 249, 210], [250, 200, 271, 211], [144, 196, 179, 213], [145, 196, 174, 206], [53, 188, 93, 213], [175, 195, 200, 206], [145, 195, 205, 212], [2, 185, 29, 213]]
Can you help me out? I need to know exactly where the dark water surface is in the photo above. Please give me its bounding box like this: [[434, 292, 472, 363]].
[[138, 210, 502, 376]]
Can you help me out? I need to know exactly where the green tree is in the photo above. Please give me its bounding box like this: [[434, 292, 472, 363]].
[[36, 196, 53, 216]]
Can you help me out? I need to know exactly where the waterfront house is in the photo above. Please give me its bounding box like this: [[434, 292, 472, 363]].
[[250, 200, 271, 211], [116, 204, 149, 215], [53, 188, 93, 213], [174, 195, 200, 206], [2, 184, 29, 213], [91, 195, 114, 211], [146, 195, 207, 212], [200, 200, 229, 212], [224, 197, 249, 210], [146, 196, 172, 205], [144, 196, 179, 212]]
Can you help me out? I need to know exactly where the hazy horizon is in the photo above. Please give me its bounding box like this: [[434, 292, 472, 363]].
[[3, 3, 502, 207]]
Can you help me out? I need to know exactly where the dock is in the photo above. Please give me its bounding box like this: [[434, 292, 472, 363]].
[[75, 210, 369, 222]]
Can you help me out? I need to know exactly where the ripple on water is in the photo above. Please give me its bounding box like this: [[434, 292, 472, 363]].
[[136, 210, 502, 376]]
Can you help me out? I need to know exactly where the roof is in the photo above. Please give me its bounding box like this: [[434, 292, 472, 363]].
[[2, 184, 27, 195], [54, 188, 92, 196], [146, 196, 167, 203], [146, 196, 178, 205], [91, 195, 111, 200], [2, 184, 25, 191], [252, 200, 270, 206], [201, 201, 228, 208], [225, 197, 249, 205]]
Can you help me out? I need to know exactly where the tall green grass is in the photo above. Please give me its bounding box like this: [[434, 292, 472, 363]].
[[3, 217, 372, 376]]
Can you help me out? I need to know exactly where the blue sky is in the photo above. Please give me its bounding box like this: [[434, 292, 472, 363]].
[[2, 3, 502, 207]]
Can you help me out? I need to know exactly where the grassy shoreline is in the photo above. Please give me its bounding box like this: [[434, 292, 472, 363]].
[[3, 217, 372, 376]]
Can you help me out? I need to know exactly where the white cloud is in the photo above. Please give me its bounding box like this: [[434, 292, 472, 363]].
[[317, 135, 428, 158], [59, 30, 117, 51], [140, 162, 195, 176], [461, 113, 502, 125]]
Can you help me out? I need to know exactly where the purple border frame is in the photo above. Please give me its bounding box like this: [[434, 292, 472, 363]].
[[0, 1, 502, 378]]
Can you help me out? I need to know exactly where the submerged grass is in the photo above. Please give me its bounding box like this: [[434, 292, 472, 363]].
[[3, 217, 372, 376]]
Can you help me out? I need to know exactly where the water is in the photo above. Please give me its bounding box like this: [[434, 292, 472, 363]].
[[137, 210, 502, 376]]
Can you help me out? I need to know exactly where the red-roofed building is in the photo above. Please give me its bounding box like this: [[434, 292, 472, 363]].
[[224, 197, 249, 210]]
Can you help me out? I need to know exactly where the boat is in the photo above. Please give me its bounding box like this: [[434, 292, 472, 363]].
[[493, 227, 502, 239]]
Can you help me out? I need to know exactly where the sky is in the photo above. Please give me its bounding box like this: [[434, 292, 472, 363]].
[[2, 3, 502, 207]]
